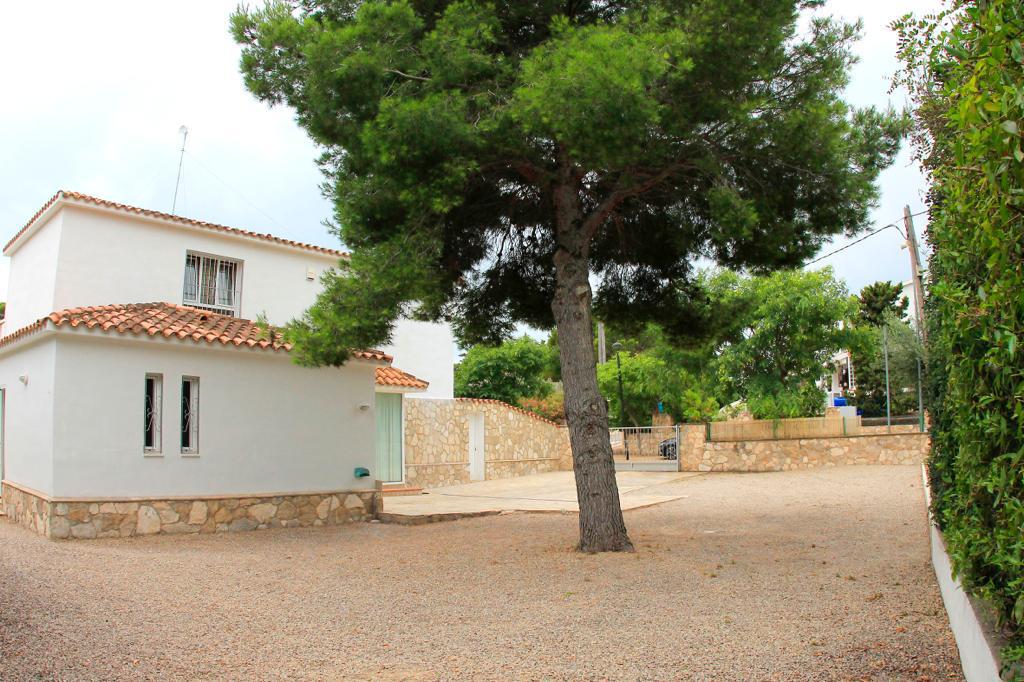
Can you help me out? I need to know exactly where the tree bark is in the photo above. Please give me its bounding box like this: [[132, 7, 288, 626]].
[[551, 180, 634, 554]]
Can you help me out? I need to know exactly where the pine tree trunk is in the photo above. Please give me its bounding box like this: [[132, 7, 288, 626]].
[[551, 183, 634, 554]]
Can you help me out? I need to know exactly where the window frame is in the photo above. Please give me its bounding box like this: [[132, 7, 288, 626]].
[[180, 376, 200, 456], [182, 251, 243, 317], [143, 373, 163, 455]]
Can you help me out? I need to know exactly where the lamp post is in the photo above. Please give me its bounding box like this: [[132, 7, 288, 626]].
[[613, 341, 630, 460]]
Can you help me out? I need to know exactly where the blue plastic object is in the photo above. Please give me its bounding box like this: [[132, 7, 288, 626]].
[[833, 396, 848, 407], [354, 467, 370, 478]]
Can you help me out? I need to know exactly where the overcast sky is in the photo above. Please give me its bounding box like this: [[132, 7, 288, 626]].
[[0, 0, 940, 304]]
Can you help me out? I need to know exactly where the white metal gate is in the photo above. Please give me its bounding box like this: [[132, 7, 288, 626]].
[[609, 425, 681, 472]]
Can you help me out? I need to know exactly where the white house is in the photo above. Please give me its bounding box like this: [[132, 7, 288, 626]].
[[0, 190, 455, 539]]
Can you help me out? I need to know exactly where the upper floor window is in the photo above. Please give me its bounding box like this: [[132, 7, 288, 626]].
[[183, 252, 241, 316]]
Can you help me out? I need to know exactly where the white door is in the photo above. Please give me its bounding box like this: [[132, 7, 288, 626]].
[[468, 413, 485, 481]]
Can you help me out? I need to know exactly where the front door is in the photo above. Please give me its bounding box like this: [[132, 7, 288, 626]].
[[375, 393, 404, 483]]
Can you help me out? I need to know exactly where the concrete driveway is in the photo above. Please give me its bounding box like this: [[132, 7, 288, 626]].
[[380, 471, 701, 522]]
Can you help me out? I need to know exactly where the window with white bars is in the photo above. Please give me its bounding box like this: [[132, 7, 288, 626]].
[[183, 253, 241, 316], [180, 376, 200, 455], [143, 374, 162, 454]]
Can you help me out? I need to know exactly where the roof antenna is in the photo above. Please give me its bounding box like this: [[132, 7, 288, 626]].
[[171, 125, 188, 215]]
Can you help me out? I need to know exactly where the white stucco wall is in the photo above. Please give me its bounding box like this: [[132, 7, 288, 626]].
[[4, 209, 64, 331], [384, 317, 456, 399], [49, 205, 338, 326], [0, 336, 57, 494], [49, 333, 378, 498], [3, 200, 456, 398]]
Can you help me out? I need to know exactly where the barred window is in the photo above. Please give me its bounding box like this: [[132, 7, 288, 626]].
[[144, 374, 162, 454], [183, 253, 241, 316], [180, 376, 200, 455]]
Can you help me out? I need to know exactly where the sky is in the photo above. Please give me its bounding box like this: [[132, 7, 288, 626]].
[[0, 0, 941, 304]]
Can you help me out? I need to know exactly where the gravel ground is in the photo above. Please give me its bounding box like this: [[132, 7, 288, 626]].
[[0, 465, 961, 681]]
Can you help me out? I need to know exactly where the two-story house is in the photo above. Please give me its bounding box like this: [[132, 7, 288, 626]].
[[0, 190, 455, 538]]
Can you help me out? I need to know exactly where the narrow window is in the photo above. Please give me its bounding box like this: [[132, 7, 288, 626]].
[[144, 374, 162, 453], [181, 376, 199, 455]]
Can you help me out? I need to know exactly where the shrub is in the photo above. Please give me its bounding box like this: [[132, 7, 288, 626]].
[[897, 1, 1024, 667], [519, 392, 566, 424], [455, 337, 553, 404]]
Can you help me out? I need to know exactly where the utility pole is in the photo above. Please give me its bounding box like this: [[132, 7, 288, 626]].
[[597, 322, 607, 365], [903, 205, 927, 344]]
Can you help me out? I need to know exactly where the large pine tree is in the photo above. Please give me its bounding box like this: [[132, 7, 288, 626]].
[[232, 0, 905, 552]]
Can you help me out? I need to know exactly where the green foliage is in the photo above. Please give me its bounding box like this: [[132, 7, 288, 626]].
[[232, 0, 906, 359], [849, 315, 922, 418], [746, 383, 826, 420], [857, 281, 908, 327], [519, 391, 566, 423], [896, 0, 1024, 667], [0, 301, 6, 320], [713, 268, 859, 418], [454, 337, 553, 404], [598, 322, 719, 425]]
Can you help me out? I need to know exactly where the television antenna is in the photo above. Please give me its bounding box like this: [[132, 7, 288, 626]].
[[171, 125, 188, 214]]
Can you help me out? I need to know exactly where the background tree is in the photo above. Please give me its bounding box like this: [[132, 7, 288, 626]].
[[848, 314, 922, 418], [233, 0, 905, 552], [454, 336, 554, 404], [713, 268, 860, 418], [857, 280, 908, 327], [597, 322, 719, 425]]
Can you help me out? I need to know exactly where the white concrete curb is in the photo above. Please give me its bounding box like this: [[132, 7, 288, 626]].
[[922, 465, 1004, 681]]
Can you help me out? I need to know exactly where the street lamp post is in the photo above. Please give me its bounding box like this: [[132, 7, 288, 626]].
[[613, 341, 630, 460]]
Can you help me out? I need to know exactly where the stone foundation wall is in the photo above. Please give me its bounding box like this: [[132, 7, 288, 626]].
[[1, 482, 50, 536], [404, 397, 571, 488], [1, 481, 380, 540], [694, 432, 930, 472]]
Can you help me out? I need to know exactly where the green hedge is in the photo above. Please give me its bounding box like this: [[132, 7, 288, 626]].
[[897, 0, 1024, 669]]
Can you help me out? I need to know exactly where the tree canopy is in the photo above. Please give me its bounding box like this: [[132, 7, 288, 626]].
[[857, 280, 908, 327], [233, 0, 906, 552], [454, 336, 555, 404], [711, 268, 859, 418]]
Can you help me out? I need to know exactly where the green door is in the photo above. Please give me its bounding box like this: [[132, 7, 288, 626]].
[[375, 393, 403, 483]]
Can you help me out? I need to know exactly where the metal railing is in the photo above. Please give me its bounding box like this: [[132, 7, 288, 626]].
[[609, 426, 680, 462]]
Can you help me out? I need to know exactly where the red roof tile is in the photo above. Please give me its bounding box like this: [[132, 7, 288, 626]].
[[5, 190, 349, 257], [0, 303, 391, 363], [455, 397, 561, 426], [375, 366, 429, 389]]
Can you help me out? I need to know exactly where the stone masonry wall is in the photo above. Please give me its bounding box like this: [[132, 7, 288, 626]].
[[1, 481, 380, 540], [404, 397, 571, 488], [693, 432, 930, 472]]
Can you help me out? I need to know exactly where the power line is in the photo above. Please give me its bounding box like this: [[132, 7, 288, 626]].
[[182, 149, 289, 232], [804, 209, 928, 267]]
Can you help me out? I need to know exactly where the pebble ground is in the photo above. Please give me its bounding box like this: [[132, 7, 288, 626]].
[[0, 465, 962, 680]]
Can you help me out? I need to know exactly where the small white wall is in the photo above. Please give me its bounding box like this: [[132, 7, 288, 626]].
[[4, 210, 64, 331], [0, 337, 57, 494], [50, 333, 378, 498], [384, 317, 456, 399], [50, 205, 338, 326]]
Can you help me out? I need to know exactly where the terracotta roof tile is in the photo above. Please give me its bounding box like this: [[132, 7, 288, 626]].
[[455, 397, 561, 427], [375, 366, 429, 389], [5, 190, 349, 257], [0, 303, 392, 363]]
